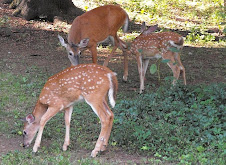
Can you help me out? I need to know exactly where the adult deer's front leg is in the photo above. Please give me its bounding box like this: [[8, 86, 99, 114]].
[[33, 107, 60, 152], [89, 44, 98, 64], [63, 106, 73, 151]]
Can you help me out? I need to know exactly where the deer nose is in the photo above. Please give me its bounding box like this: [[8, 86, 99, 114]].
[[23, 143, 29, 148]]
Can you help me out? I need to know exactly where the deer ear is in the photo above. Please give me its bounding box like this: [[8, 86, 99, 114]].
[[140, 22, 146, 33], [58, 35, 67, 48], [25, 114, 35, 124], [143, 24, 158, 35], [78, 38, 89, 48]]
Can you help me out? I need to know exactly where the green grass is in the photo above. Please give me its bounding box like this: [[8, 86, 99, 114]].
[[77, 0, 225, 29]]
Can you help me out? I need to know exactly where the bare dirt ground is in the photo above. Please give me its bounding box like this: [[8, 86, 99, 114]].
[[0, 1, 225, 163]]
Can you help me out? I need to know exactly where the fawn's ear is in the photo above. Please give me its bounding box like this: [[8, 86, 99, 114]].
[[140, 22, 146, 33], [25, 114, 35, 124], [58, 35, 67, 47], [78, 38, 89, 48], [142, 24, 158, 35]]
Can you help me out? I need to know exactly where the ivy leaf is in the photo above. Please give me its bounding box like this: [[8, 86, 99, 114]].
[[138, 49, 143, 53], [150, 64, 157, 74], [161, 59, 170, 63], [197, 146, 205, 152], [169, 47, 180, 52]]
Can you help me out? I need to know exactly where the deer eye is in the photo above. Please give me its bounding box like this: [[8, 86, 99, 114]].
[[68, 52, 73, 56], [23, 131, 27, 136]]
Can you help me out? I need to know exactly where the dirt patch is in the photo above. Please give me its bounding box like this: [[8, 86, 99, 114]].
[[0, 135, 22, 156]]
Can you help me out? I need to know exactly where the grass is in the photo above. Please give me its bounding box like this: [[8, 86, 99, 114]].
[[75, 0, 225, 29]]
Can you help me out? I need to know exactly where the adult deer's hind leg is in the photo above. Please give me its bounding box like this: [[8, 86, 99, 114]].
[[103, 35, 120, 67]]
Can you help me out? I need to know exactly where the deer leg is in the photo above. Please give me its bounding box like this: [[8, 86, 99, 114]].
[[123, 50, 128, 82], [103, 36, 120, 67], [33, 106, 62, 152], [103, 46, 118, 66], [86, 98, 112, 157], [100, 100, 114, 151], [143, 59, 150, 76], [103, 35, 127, 67], [63, 106, 73, 151], [175, 53, 186, 85], [89, 45, 98, 64], [136, 55, 145, 93], [166, 55, 181, 85], [118, 38, 129, 82]]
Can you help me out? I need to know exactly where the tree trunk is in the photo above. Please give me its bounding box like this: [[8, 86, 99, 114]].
[[4, 0, 84, 21]]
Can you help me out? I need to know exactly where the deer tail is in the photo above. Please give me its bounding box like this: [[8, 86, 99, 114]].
[[107, 72, 118, 108]]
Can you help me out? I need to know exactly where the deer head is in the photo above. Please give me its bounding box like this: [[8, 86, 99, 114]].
[[22, 114, 39, 148], [58, 35, 89, 65]]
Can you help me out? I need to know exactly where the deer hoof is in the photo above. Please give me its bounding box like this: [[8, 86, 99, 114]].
[[122, 76, 128, 82], [32, 146, 38, 153], [91, 149, 99, 157], [63, 145, 68, 151]]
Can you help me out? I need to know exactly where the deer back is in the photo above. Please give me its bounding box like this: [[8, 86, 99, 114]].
[[68, 5, 128, 47], [39, 64, 118, 108], [130, 31, 183, 58]]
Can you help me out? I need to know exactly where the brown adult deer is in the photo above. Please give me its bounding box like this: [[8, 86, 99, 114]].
[[128, 23, 186, 93], [22, 64, 118, 157], [58, 5, 129, 81]]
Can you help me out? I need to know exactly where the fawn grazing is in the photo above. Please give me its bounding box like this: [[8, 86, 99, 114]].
[[58, 5, 129, 81], [128, 23, 186, 93], [22, 64, 118, 157]]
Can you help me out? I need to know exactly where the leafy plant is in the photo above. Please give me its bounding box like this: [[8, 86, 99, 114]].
[[112, 82, 226, 164]]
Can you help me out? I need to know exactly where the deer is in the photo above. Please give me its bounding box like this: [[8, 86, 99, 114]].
[[127, 22, 186, 93], [58, 4, 129, 81], [22, 63, 118, 157]]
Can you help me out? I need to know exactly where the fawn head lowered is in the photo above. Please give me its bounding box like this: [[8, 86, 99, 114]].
[[129, 23, 186, 93], [22, 64, 118, 157]]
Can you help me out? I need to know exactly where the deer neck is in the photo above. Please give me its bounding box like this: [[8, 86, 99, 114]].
[[32, 100, 47, 123]]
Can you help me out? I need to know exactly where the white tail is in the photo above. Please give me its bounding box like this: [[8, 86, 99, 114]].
[[128, 23, 186, 93], [58, 5, 129, 80], [22, 64, 118, 157]]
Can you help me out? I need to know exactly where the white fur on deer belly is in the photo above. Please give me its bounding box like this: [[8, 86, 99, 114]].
[[63, 95, 84, 109]]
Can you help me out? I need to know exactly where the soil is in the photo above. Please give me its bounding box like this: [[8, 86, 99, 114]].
[[0, 1, 225, 163]]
